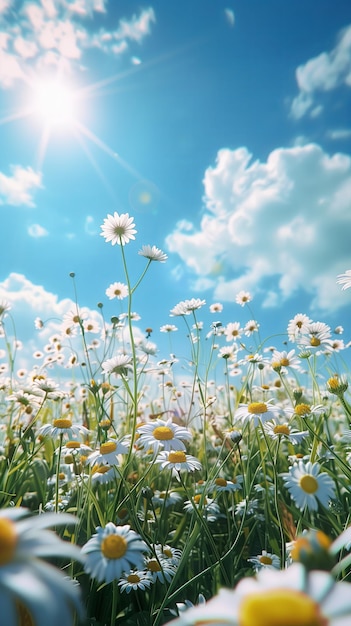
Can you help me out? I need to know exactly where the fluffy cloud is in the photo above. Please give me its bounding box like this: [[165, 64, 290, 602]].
[[0, 3, 155, 87], [291, 24, 351, 119], [28, 223, 48, 237], [166, 143, 351, 313], [0, 165, 42, 206]]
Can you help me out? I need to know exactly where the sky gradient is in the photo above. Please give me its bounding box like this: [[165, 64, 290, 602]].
[[1, 0, 351, 374]]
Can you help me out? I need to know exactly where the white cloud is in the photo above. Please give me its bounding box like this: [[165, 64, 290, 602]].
[[327, 128, 351, 140], [84, 215, 96, 235], [28, 223, 48, 237], [224, 9, 235, 27], [291, 24, 351, 119], [0, 3, 155, 87], [166, 143, 351, 313], [0, 165, 42, 206]]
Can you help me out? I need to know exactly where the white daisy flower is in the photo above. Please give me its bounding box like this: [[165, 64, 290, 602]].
[[270, 349, 301, 372], [37, 418, 89, 441], [155, 450, 202, 475], [160, 324, 178, 333], [105, 281, 129, 300], [102, 354, 133, 377], [154, 544, 183, 566], [82, 523, 149, 584], [100, 212, 137, 246], [151, 490, 183, 508], [298, 321, 332, 351], [118, 570, 152, 593], [248, 550, 280, 571], [244, 320, 260, 336], [283, 460, 336, 511], [145, 557, 176, 584], [210, 476, 243, 493], [337, 269, 351, 290], [225, 322, 243, 341], [138, 244, 168, 262], [234, 399, 280, 428], [90, 465, 119, 485], [167, 562, 351, 625], [86, 438, 130, 467], [263, 421, 309, 444], [0, 508, 83, 626], [183, 495, 221, 522], [170, 298, 206, 316], [287, 313, 312, 341], [136, 418, 192, 453], [209, 302, 223, 313], [235, 290, 251, 306]]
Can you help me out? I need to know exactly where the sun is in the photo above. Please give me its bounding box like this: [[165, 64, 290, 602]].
[[30, 77, 77, 129]]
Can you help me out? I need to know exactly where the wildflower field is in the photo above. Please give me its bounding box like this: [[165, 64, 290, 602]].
[[2, 212, 351, 626]]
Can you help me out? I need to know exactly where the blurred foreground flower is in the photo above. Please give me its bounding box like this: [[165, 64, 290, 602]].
[[168, 562, 351, 625], [0, 508, 83, 626]]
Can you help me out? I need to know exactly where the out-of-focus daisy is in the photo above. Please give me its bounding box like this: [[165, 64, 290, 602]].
[[31, 378, 65, 400], [183, 494, 221, 522], [167, 562, 351, 626], [298, 321, 332, 350], [118, 570, 152, 593], [145, 557, 176, 584], [100, 212, 137, 246], [151, 490, 183, 508], [155, 450, 202, 475], [154, 544, 183, 566], [82, 523, 149, 584], [248, 550, 280, 571], [337, 269, 351, 290], [105, 281, 129, 300], [0, 508, 83, 626], [263, 421, 309, 444], [234, 399, 280, 428], [138, 244, 168, 262], [83, 319, 100, 334], [210, 476, 243, 493], [160, 324, 178, 333], [170, 298, 206, 316], [91, 465, 119, 485], [235, 291, 251, 306], [244, 320, 260, 336], [136, 418, 192, 453], [293, 403, 325, 418], [0, 299, 11, 318], [86, 438, 130, 467], [283, 460, 336, 511], [209, 302, 223, 313], [102, 354, 133, 377], [37, 418, 89, 441]]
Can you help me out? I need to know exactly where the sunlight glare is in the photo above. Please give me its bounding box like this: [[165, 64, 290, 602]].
[[31, 78, 76, 128]]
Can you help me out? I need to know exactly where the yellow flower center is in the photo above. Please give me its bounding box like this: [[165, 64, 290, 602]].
[[153, 426, 174, 440], [259, 555, 273, 565], [17, 603, 35, 626], [162, 548, 173, 558], [291, 537, 311, 561], [127, 573, 141, 583], [273, 424, 290, 436], [168, 451, 187, 463], [295, 404, 311, 416], [248, 402, 268, 414], [0, 517, 18, 565], [53, 418, 72, 429], [215, 477, 228, 487], [147, 558, 161, 572], [310, 337, 321, 347], [327, 376, 339, 390], [316, 531, 332, 550], [100, 441, 117, 455], [194, 494, 208, 505], [101, 534, 127, 559], [238, 589, 326, 626], [299, 475, 318, 494], [92, 465, 110, 474], [66, 441, 81, 449]]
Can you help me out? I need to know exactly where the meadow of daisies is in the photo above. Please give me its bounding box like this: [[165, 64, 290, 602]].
[[2, 212, 351, 626]]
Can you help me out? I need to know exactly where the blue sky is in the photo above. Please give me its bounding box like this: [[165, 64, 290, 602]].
[[1, 0, 351, 373]]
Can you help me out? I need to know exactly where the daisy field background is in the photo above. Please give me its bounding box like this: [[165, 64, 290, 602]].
[[1, 0, 351, 373]]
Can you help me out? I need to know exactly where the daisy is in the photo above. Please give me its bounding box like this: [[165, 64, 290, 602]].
[[0, 299, 11, 318], [209, 302, 223, 313], [86, 438, 130, 467], [100, 212, 137, 246], [248, 550, 280, 571], [287, 313, 312, 341], [91, 465, 119, 485], [160, 324, 178, 333], [151, 490, 183, 508], [102, 354, 133, 377], [337, 269, 351, 290], [155, 450, 202, 475], [235, 291, 251, 306], [167, 562, 351, 626], [136, 418, 192, 453], [105, 281, 129, 300], [270, 349, 301, 372], [138, 244, 168, 262], [211, 476, 243, 493], [183, 495, 221, 522], [298, 321, 332, 350], [225, 322, 243, 342], [145, 557, 177, 583], [283, 460, 336, 511], [118, 570, 152, 593], [263, 421, 309, 444], [234, 399, 280, 428], [0, 508, 83, 626], [170, 298, 206, 316], [37, 418, 89, 441], [293, 403, 325, 418], [83, 319, 100, 333], [82, 523, 149, 584], [154, 544, 183, 566], [244, 320, 260, 336]]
